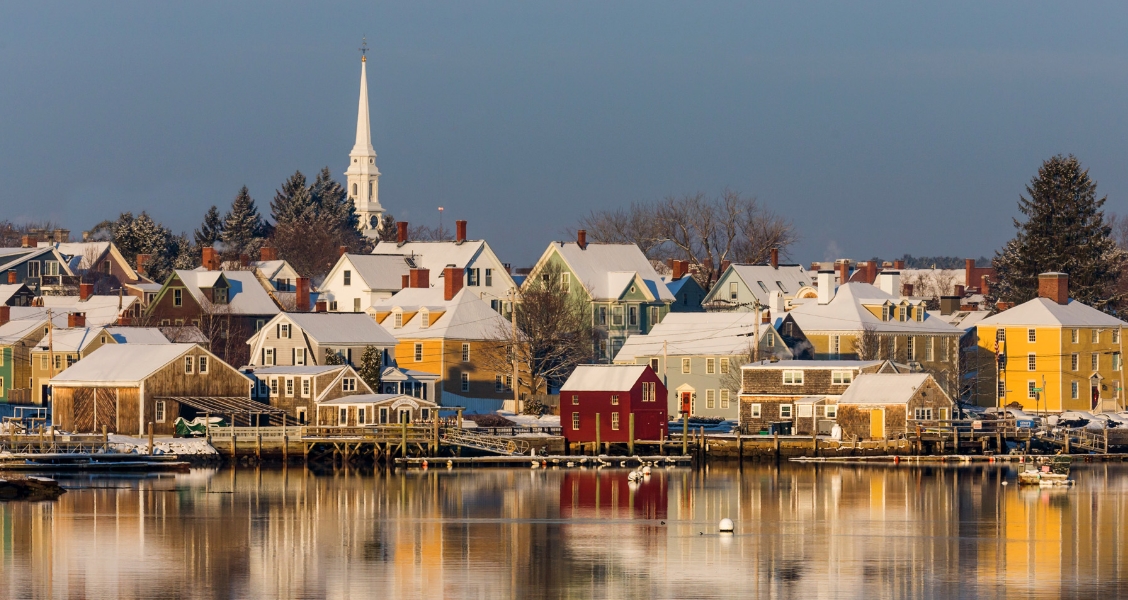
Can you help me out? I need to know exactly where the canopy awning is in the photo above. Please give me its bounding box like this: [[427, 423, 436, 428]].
[[156, 396, 293, 426]]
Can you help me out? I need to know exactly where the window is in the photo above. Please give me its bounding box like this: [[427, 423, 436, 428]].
[[495, 375, 504, 392], [467, 268, 480, 287], [420, 309, 430, 328], [1092, 353, 1099, 370], [279, 324, 291, 339], [414, 343, 423, 362], [1093, 329, 1100, 343], [720, 358, 729, 375], [611, 413, 620, 430], [353, 298, 361, 313], [925, 338, 934, 362], [750, 403, 762, 418], [832, 371, 852, 385], [831, 335, 840, 357], [44, 260, 59, 276], [649, 358, 660, 372], [184, 356, 194, 374], [783, 370, 803, 385], [1027, 328, 1036, 343], [611, 394, 619, 405], [757, 281, 769, 293], [649, 306, 660, 328], [270, 378, 279, 395], [1115, 352, 1122, 372], [343, 378, 357, 392], [421, 408, 431, 422], [1071, 381, 1079, 399], [199, 356, 208, 374], [825, 404, 837, 419], [285, 378, 294, 397], [706, 358, 716, 374], [1028, 380, 1037, 399], [682, 358, 691, 374], [1028, 353, 1036, 371], [720, 389, 730, 409], [54, 355, 62, 370], [256, 319, 265, 332], [907, 337, 915, 360], [40, 356, 47, 370], [339, 408, 348, 425], [898, 307, 907, 322], [173, 289, 182, 307], [343, 270, 351, 286], [780, 404, 793, 419], [628, 306, 638, 327], [485, 269, 493, 287], [264, 348, 275, 366], [913, 408, 933, 420], [572, 395, 579, 405], [296, 348, 306, 366], [1072, 329, 1079, 343], [462, 343, 470, 362], [358, 408, 366, 425], [461, 372, 469, 392], [560, 273, 570, 293], [394, 311, 403, 328], [329, 301, 338, 312], [767, 334, 775, 348], [27, 261, 39, 278], [775, 281, 788, 294], [798, 404, 813, 418], [642, 381, 656, 402], [598, 306, 608, 326], [915, 307, 923, 322], [213, 287, 228, 304], [996, 329, 1005, 342], [882, 306, 890, 321], [729, 282, 738, 301], [1071, 353, 1079, 371], [997, 379, 1005, 399], [301, 378, 310, 397], [1115, 330, 1121, 344], [155, 401, 166, 423], [572, 412, 580, 430], [706, 389, 716, 409], [784, 322, 794, 337], [612, 306, 624, 326]]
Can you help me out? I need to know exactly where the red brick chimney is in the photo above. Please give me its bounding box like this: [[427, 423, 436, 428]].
[[893, 259, 905, 270], [981, 274, 991, 296], [444, 267, 464, 300], [720, 260, 731, 275], [20, 235, 35, 248], [866, 261, 877, 284], [6, 271, 15, 284], [259, 246, 278, 262], [79, 282, 93, 301], [401, 274, 410, 290], [68, 312, 86, 328], [0, 306, 9, 326], [965, 259, 976, 287], [315, 300, 327, 313], [295, 277, 310, 312], [135, 253, 151, 276], [770, 248, 779, 270], [1038, 272, 1069, 305], [239, 253, 250, 268], [456, 220, 467, 244], [338, 246, 348, 258], [577, 230, 587, 250], [902, 283, 914, 297], [117, 314, 131, 326], [996, 301, 1014, 311], [837, 260, 849, 285], [671, 260, 689, 281], [397, 222, 408, 245], [202, 247, 219, 271], [954, 284, 965, 297], [409, 268, 430, 289]]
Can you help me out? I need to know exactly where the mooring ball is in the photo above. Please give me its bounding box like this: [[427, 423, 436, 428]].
[[719, 518, 734, 533]]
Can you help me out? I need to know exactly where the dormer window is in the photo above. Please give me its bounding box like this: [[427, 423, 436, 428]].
[[393, 309, 403, 329], [420, 308, 430, 328], [213, 287, 228, 304], [882, 305, 890, 321], [915, 307, 923, 321], [898, 306, 907, 322]]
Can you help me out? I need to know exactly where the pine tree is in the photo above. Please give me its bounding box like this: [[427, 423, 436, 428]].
[[194, 205, 224, 248], [271, 171, 314, 225], [356, 345, 383, 390], [311, 166, 360, 232], [324, 348, 344, 366], [222, 186, 268, 258], [991, 155, 1126, 311]]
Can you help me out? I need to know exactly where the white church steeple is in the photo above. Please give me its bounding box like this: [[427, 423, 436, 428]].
[[346, 38, 384, 235]]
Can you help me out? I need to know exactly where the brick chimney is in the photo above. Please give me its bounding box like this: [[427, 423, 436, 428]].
[[117, 314, 132, 326], [202, 246, 219, 271], [954, 284, 965, 297], [893, 259, 905, 270], [315, 300, 327, 313], [720, 260, 731, 275], [239, 253, 250, 268], [136, 253, 151, 276], [409, 268, 430, 289], [902, 283, 914, 297], [79, 282, 93, 301], [397, 222, 408, 245], [996, 301, 1014, 311], [295, 277, 310, 312], [577, 229, 587, 250], [0, 306, 9, 326], [259, 246, 278, 262], [965, 259, 976, 287], [6, 270, 15, 284], [20, 235, 35, 248], [671, 260, 689, 281], [981, 274, 991, 296], [770, 248, 779, 270], [866, 261, 877, 284], [1038, 272, 1069, 305], [837, 260, 850, 286], [456, 220, 467, 243], [401, 274, 410, 290], [338, 246, 348, 259], [444, 266, 464, 300], [68, 312, 86, 328]]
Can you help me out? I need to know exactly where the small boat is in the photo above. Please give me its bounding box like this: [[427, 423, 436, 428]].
[[1017, 456, 1073, 487]]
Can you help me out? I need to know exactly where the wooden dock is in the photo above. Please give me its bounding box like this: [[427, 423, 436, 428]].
[[395, 454, 692, 468]]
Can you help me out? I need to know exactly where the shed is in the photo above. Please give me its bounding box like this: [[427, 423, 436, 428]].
[[835, 373, 954, 440], [559, 364, 667, 444], [316, 393, 438, 427]]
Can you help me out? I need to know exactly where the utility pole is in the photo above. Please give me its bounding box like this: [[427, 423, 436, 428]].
[[753, 300, 761, 363], [509, 288, 520, 413], [46, 309, 54, 413]]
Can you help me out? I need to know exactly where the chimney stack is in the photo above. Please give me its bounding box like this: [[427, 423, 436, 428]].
[[965, 259, 976, 288], [893, 259, 905, 270], [135, 253, 151, 276], [996, 301, 1014, 312], [0, 306, 9, 326], [902, 283, 914, 297], [401, 274, 410, 290], [444, 266, 464, 300], [770, 248, 779, 270], [68, 312, 86, 328], [837, 260, 850, 286], [671, 260, 689, 281], [456, 220, 467, 243], [939, 296, 960, 316], [577, 230, 587, 250], [295, 277, 310, 312], [239, 253, 250, 268], [866, 261, 877, 284], [259, 246, 278, 262], [954, 284, 965, 297], [878, 269, 900, 297], [202, 247, 219, 271], [817, 270, 835, 305], [315, 300, 327, 313], [409, 268, 430, 289], [338, 246, 348, 258], [6, 271, 15, 284], [79, 282, 93, 301], [720, 260, 731, 275], [20, 235, 35, 249], [397, 222, 409, 245], [1038, 272, 1069, 305]]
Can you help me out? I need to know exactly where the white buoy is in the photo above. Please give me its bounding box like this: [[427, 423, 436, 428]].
[[642, 466, 651, 476], [719, 518, 734, 533], [1001, 481, 1009, 486]]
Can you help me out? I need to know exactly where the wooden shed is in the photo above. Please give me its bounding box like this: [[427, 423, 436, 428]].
[[50, 343, 257, 435], [835, 373, 954, 441], [316, 393, 438, 427], [559, 364, 667, 444]]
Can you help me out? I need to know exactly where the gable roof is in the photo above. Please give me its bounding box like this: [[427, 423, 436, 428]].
[[371, 240, 516, 289], [41, 295, 140, 327], [175, 269, 281, 316], [546, 242, 673, 302], [0, 247, 74, 275], [0, 284, 31, 305], [246, 365, 345, 376], [283, 312, 398, 345], [614, 312, 785, 362], [373, 287, 511, 340], [50, 344, 219, 386], [335, 254, 414, 291], [665, 276, 702, 297], [249, 259, 298, 282], [33, 327, 110, 352], [836, 373, 933, 405], [0, 309, 70, 345], [105, 327, 171, 344], [708, 264, 813, 306], [977, 297, 1126, 328], [742, 359, 886, 371], [561, 364, 650, 392], [785, 283, 958, 334]]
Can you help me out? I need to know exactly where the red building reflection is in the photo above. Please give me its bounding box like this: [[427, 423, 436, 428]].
[[560, 470, 668, 520]]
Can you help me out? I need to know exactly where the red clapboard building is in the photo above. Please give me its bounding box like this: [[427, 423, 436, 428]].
[[560, 364, 667, 443]]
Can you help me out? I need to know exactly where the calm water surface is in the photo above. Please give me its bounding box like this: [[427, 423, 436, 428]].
[[1, 462, 1127, 599]]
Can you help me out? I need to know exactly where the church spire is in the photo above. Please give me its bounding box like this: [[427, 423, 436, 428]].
[[352, 38, 375, 156], [346, 37, 384, 236]]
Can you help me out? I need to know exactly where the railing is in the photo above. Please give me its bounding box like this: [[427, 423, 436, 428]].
[[441, 428, 531, 455], [0, 433, 109, 454], [1042, 427, 1108, 453], [469, 426, 562, 436], [301, 425, 435, 441], [208, 426, 300, 442]]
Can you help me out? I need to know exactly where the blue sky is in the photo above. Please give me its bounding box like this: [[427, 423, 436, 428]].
[[3, 1, 1128, 266]]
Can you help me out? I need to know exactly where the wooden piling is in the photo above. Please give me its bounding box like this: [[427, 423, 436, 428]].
[[773, 432, 780, 463], [400, 419, 408, 457], [736, 426, 743, 466], [595, 413, 601, 454], [147, 422, 154, 456], [102, 424, 108, 450], [628, 414, 635, 455], [256, 434, 262, 459], [681, 413, 688, 456]]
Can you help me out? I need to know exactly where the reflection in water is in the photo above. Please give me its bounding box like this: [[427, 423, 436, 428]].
[[0, 464, 1127, 598]]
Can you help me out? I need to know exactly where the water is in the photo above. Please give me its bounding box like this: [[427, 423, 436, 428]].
[[1, 462, 1127, 599]]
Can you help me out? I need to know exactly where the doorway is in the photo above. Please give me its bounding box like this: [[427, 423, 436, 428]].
[[870, 408, 885, 439]]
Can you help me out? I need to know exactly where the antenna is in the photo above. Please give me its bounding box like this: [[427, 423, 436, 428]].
[[359, 36, 369, 61]]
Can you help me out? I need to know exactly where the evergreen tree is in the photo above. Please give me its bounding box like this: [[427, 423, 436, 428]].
[[324, 348, 344, 366], [311, 166, 360, 232], [222, 186, 268, 258], [356, 345, 383, 390], [94, 211, 183, 282], [991, 155, 1125, 311], [194, 205, 224, 248], [271, 171, 314, 225]]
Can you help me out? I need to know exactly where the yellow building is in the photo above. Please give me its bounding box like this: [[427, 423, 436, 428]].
[[31, 326, 116, 405], [974, 273, 1126, 412]]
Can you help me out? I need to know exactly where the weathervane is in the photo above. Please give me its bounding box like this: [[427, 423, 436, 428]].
[[359, 36, 369, 61]]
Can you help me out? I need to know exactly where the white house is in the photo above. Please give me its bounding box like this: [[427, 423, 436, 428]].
[[319, 253, 414, 313]]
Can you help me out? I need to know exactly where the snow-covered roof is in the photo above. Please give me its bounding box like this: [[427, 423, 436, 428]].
[[159, 326, 209, 344], [371, 239, 483, 271], [105, 327, 170, 344], [743, 359, 885, 370], [561, 364, 650, 392], [318, 393, 437, 407], [50, 344, 212, 386], [250, 260, 297, 282], [40, 295, 139, 327], [977, 297, 1127, 328], [927, 310, 992, 331], [836, 373, 932, 405], [38, 241, 110, 271], [373, 288, 511, 340], [614, 312, 781, 361], [549, 242, 674, 302], [0, 247, 73, 274], [381, 366, 441, 381], [246, 365, 344, 376], [283, 312, 398, 345], [786, 283, 959, 334], [0, 309, 69, 344], [177, 269, 280, 316], [0, 284, 27, 305], [33, 327, 108, 352], [724, 264, 812, 304], [341, 254, 413, 291]]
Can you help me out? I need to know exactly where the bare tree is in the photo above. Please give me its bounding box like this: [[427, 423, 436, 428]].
[[407, 223, 452, 242], [720, 341, 757, 394], [901, 270, 961, 309], [853, 325, 881, 361], [196, 299, 249, 367]]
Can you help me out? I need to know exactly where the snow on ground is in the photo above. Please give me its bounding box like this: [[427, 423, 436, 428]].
[[107, 434, 218, 455], [494, 411, 560, 428]]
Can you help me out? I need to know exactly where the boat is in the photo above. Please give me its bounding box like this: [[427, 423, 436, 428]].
[[1017, 456, 1073, 487]]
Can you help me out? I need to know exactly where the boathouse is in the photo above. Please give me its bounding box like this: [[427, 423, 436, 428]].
[[245, 364, 375, 425], [835, 373, 954, 440], [560, 364, 667, 444], [316, 393, 438, 426]]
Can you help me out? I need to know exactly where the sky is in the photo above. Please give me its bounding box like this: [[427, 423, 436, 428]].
[[3, 1, 1128, 268]]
